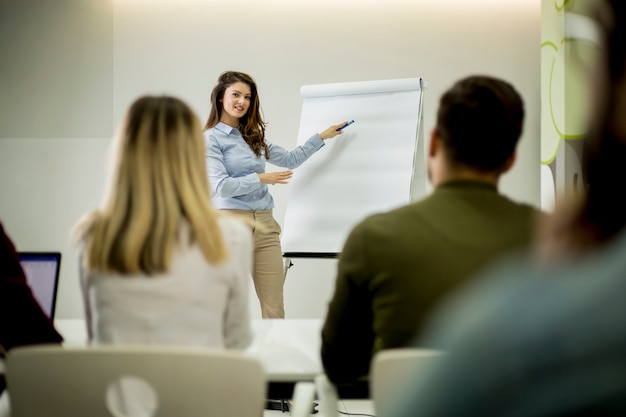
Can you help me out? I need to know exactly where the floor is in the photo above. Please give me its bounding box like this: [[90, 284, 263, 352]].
[[264, 399, 375, 417]]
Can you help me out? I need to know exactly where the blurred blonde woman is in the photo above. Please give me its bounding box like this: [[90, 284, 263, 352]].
[[73, 95, 253, 349]]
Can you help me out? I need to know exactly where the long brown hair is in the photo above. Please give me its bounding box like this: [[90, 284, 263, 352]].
[[204, 71, 269, 158]]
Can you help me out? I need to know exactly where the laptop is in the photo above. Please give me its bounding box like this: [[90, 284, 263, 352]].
[[17, 252, 62, 320]]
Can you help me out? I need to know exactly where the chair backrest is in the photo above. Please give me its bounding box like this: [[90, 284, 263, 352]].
[[5, 344, 266, 417], [291, 373, 346, 417], [370, 348, 445, 416]]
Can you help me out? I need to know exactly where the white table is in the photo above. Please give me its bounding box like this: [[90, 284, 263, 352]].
[[52, 318, 324, 382]]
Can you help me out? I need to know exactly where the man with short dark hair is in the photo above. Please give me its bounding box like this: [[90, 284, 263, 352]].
[[321, 75, 539, 384]]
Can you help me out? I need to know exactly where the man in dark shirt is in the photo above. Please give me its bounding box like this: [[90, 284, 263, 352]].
[[321, 75, 539, 384]]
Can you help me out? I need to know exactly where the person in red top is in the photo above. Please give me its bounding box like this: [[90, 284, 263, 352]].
[[0, 222, 63, 393]]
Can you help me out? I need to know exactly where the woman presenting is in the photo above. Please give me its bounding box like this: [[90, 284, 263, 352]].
[[204, 70, 345, 318]]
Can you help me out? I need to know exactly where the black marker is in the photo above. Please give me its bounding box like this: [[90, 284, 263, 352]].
[[337, 120, 355, 131]]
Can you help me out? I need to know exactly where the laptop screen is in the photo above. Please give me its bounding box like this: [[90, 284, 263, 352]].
[[18, 252, 61, 320]]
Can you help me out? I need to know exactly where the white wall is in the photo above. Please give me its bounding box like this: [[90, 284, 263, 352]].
[[0, 0, 541, 320]]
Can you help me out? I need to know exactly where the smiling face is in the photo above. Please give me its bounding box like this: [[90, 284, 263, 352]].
[[219, 81, 252, 127]]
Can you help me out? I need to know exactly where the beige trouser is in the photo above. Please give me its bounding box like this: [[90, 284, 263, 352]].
[[223, 209, 285, 318]]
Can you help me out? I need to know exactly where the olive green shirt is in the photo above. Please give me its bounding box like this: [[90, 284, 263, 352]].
[[321, 180, 539, 383]]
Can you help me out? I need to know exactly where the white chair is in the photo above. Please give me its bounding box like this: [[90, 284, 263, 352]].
[[0, 358, 9, 417], [4, 344, 266, 417], [290, 381, 317, 417], [370, 348, 445, 416], [0, 390, 10, 417], [290, 374, 340, 417]]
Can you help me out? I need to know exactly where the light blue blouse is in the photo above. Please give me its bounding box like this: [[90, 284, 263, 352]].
[[204, 122, 325, 210]]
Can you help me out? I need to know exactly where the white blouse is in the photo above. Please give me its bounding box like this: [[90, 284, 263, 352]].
[[80, 216, 253, 350]]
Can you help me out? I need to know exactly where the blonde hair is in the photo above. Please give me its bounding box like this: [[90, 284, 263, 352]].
[[73, 95, 229, 274]]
